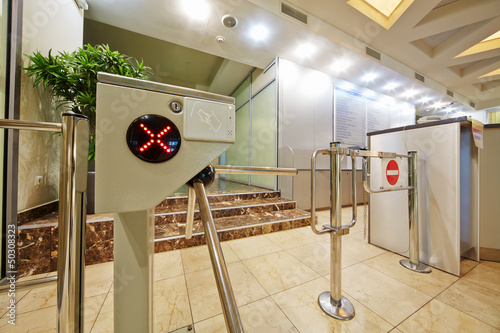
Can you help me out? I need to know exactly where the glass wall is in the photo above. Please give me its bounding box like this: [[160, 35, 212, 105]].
[[223, 65, 277, 189]]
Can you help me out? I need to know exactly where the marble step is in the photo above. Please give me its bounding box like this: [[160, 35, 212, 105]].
[[17, 190, 311, 277]]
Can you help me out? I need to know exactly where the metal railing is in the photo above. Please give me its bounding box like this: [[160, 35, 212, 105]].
[[310, 143, 356, 320], [0, 114, 89, 333], [184, 164, 298, 333], [360, 150, 430, 274]]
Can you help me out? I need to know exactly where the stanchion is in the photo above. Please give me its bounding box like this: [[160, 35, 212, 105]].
[[310, 143, 357, 320], [0, 114, 89, 332]]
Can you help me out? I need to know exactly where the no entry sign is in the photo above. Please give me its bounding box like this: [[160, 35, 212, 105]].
[[386, 160, 399, 185], [381, 157, 403, 188]]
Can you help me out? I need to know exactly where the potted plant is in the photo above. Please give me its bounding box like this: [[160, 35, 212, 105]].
[[24, 44, 152, 212]]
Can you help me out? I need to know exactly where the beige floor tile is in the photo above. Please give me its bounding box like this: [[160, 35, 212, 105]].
[[154, 275, 192, 332], [194, 314, 227, 333], [342, 263, 431, 326], [90, 293, 113, 333], [226, 235, 282, 260], [272, 277, 393, 333], [85, 262, 114, 297], [186, 261, 268, 322], [398, 299, 499, 333], [16, 272, 49, 282], [287, 241, 359, 276], [14, 284, 56, 314], [460, 258, 480, 276], [0, 290, 29, 319], [0, 294, 105, 333], [92, 275, 192, 332], [343, 237, 386, 262], [243, 251, 320, 295], [293, 226, 319, 240], [264, 229, 315, 250], [462, 261, 500, 291], [154, 249, 183, 281], [437, 279, 500, 329], [364, 252, 458, 297], [390, 329, 403, 333], [181, 243, 239, 274], [195, 297, 299, 333]]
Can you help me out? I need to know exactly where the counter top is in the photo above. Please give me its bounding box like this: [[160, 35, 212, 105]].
[[367, 116, 470, 136]]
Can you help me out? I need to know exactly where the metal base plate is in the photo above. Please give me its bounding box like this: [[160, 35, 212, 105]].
[[318, 292, 355, 321], [400, 259, 431, 273]]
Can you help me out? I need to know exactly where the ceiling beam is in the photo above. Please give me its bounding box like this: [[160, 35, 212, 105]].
[[461, 56, 500, 80], [409, 0, 500, 41], [432, 17, 500, 60], [449, 48, 500, 66]]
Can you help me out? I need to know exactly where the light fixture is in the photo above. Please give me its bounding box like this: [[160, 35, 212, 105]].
[[215, 36, 226, 43], [403, 89, 417, 98], [419, 96, 432, 104], [250, 25, 268, 41], [181, 0, 210, 21], [361, 72, 377, 82], [383, 82, 398, 91], [331, 58, 351, 73]]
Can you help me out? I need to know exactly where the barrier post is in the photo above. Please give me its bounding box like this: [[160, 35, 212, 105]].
[[57, 113, 89, 332], [399, 151, 431, 273]]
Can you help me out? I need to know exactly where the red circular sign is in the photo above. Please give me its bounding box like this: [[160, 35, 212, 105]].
[[386, 160, 399, 185]]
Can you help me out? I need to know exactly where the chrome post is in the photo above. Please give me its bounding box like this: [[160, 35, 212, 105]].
[[57, 113, 89, 333], [318, 143, 355, 320], [400, 151, 431, 273], [193, 180, 244, 333], [185, 186, 196, 239]]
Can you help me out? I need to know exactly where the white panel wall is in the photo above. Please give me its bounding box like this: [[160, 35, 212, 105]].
[[18, 0, 83, 211]]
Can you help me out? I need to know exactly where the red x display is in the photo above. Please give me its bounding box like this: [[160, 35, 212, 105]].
[[126, 114, 181, 163]]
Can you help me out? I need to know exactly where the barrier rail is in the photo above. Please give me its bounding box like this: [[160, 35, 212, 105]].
[[360, 150, 430, 274], [0, 114, 89, 333], [184, 165, 298, 333]]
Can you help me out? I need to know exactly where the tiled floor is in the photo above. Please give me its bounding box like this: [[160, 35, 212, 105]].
[[1, 207, 499, 332]]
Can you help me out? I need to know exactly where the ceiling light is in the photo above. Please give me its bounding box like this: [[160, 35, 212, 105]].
[[383, 82, 399, 91], [419, 96, 432, 104], [331, 59, 351, 73], [181, 0, 210, 21], [296, 43, 316, 58], [403, 89, 417, 98], [250, 25, 268, 41], [361, 72, 377, 82]]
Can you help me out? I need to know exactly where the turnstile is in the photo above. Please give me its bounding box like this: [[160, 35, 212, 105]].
[[95, 73, 237, 333]]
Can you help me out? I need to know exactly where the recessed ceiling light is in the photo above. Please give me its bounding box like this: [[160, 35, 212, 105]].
[[222, 15, 238, 28], [361, 72, 377, 82], [250, 25, 268, 41], [383, 82, 399, 91], [181, 0, 210, 21], [403, 89, 417, 98], [419, 96, 432, 104], [331, 59, 351, 73]]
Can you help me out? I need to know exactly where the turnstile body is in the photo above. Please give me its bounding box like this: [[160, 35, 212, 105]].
[[95, 73, 235, 332]]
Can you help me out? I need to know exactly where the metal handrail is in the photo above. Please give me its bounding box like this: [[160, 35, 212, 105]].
[[214, 165, 297, 176], [310, 147, 357, 235], [0, 275, 57, 293], [0, 119, 62, 132]]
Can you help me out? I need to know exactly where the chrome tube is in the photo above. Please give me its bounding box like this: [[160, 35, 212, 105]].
[[214, 165, 297, 176], [344, 153, 357, 229], [0, 119, 62, 132], [330, 142, 342, 303], [193, 181, 244, 333], [0, 275, 57, 293], [185, 186, 196, 239], [408, 151, 419, 264], [57, 113, 89, 333], [310, 149, 330, 235]]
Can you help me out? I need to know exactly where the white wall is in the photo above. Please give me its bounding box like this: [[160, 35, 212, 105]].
[[18, 0, 83, 211]]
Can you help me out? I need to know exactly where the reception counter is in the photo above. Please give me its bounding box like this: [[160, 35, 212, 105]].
[[367, 117, 479, 276]]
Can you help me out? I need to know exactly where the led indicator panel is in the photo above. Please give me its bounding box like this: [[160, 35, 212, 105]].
[[126, 114, 181, 163]]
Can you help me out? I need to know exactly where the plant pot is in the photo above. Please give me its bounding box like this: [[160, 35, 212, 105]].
[[87, 171, 95, 214]]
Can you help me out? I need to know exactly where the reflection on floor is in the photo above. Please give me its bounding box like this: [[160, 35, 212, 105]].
[[2, 207, 499, 332]]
